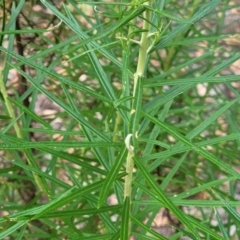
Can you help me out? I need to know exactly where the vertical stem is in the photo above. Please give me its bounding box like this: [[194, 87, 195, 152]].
[[123, 1, 151, 238], [124, 142, 134, 198], [133, 3, 151, 95], [0, 53, 22, 137], [124, 2, 151, 197], [0, 53, 48, 196]]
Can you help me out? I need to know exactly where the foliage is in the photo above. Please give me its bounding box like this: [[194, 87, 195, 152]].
[[0, 0, 240, 239]]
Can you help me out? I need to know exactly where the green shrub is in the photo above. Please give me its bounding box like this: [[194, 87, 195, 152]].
[[1, 0, 240, 239]]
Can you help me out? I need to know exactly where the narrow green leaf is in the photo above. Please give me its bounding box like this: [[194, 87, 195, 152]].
[[40, 0, 146, 48], [0, 29, 46, 36], [144, 51, 240, 113], [160, 152, 188, 190], [175, 177, 237, 200], [131, 215, 168, 240], [0, 52, 111, 142], [98, 146, 127, 208], [185, 97, 240, 140], [0, 221, 28, 240], [0, 181, 104, 224], [0, 47, 113, 105], [0, 114, 23, 137], [31, 187, 76, 220], [140, 199, 240, 207], [4, 0, 26, 31], [8, 97, 51, 129], [214, 208, 230, 240], [213, 190, 240, 222], [134, 159, 199, 237], [0, 115, 11, 120], [0, 166, 20, 174], [41, 205, 122, 219], [144, 75, 240, 87], [140, 132, 240, 163], [132, 233, 159, 240], [114, 96, 133, 108], [141, 109, 240, 179], [120, 197, 130, 240], [40, 148, 107, 175], [185, 215, 225, 240], [0, 140, 121, 150], [145, 50, 214, 81], [8, 159, 70, 189], [71, 234, 115, 240], [151, 0, 221, 51], [146, 7, 193, 24]]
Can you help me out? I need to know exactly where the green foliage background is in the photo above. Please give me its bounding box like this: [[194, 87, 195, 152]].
[[0, 0, 240, 239]]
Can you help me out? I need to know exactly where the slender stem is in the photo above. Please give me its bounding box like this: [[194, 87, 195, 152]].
[[124, 144, 134, 198], [0, 53, 22, 137], [123, 1, 151, 238], [124, 1, 151, 197], [0, 53, 47, 196], [133, 4, 151, 95]]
